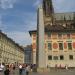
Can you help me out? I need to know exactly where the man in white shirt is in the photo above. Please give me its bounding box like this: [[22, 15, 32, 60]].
[[19, 64, 22, 75]]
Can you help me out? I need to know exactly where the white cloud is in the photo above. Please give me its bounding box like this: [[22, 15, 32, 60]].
[[33, 0, 75, 12], [8, 13, 37, 46], [0, 12, 37, 46], [6, 31, 32, 46], [23, 12, 37, 31], [0, 0, 17, 9]]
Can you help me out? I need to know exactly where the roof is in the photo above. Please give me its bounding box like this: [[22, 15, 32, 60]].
[[45, 25, 65, 31], [29, 30, 37, 36], [54, 12, 75, 20], [0, 30, 24, 52], [29, 25, 75, 36], [29, 29, 75, 35], [29, 11, 75, 35]]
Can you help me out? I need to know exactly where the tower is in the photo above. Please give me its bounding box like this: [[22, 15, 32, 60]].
[[43, 0, 54, 26], [43, 0, 54, 16]]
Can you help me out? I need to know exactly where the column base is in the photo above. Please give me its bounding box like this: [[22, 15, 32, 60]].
[[37, 68, 50, 72]]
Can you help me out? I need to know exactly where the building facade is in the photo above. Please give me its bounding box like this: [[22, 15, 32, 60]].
[[29, 0, 75, 68], [30, 29, 75, 68], [24, 45, 32, 64], [0, 30, 24, 64]]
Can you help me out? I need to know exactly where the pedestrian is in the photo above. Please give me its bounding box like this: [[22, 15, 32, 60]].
[[13, 65, 15, 70], [4, 65, 10, 75], [25, 65, 30, 75], [22, 64, 26, 75], [0, 63, 5, 75], [55, 64, 57, 71], [65, 64, 68, 70], [30, 64, 33, 72], [19, 64, 23, 75]]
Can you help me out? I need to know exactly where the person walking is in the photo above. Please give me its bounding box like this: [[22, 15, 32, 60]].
[[22, 64, 26, 75], [19, 64, 23, 75], [25, 65, 30, 75], [65, 64, 68, 70], [0, 63, 5, 75], [4, 65, 10, 75]]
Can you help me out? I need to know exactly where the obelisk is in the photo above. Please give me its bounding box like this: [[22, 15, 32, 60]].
[[37, 5, 46, 68]]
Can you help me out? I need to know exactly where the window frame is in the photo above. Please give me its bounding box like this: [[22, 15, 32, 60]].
[[48, 42, 52, 50], [60, 55, 64, 60], [69, 55, 73, 60], [59, 43, 63, 50], [67, 34, 70, 39], [68, 43, 72, 50], [48, 55, 52, 60], [58, 33, 62, 39], [53, 56, 58, 60]]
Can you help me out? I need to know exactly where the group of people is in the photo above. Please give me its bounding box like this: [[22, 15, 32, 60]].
[[0, 63, 10, 75], [19, 64, 30, 75], [0, 63, 37, 75], [0, 63, 9, 75], [19, 64, 37, 75]]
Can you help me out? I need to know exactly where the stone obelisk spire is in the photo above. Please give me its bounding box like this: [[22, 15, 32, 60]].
[[37, 5, 46, 68], [37, 0, 54, 69]]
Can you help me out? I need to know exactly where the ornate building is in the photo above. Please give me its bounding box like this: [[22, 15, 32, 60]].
[[29, 0, 75, 69], [0, 30, 24, 64]]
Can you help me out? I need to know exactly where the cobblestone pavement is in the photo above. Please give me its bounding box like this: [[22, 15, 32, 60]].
[[13, 69, 75, 75], [30, 69, 75, 75], [1, 69, 75, 75]]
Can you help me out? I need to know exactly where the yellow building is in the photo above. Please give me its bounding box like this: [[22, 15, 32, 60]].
[[29, 0, 75, 69], [0, 30, 24, 64], [29, 29, 75, 68]]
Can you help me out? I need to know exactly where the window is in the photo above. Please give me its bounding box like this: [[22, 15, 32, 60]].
[[52, 33, 57, 39], [68, 43, 72, 50], [53, 56, 58, 60], [60, 55, 64, 60], [47, 32, 51, 38], [59, 43, 63, 50], [48, 43, 52, 50], [69, 55, 73, 60], [63, 34, 67, 39], [48, 55, 52, 60], [58, 34, 62, 39], [67, 34, 70, 39]]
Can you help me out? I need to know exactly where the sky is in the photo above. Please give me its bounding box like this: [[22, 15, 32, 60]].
[[0, 0, 75, 46]]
